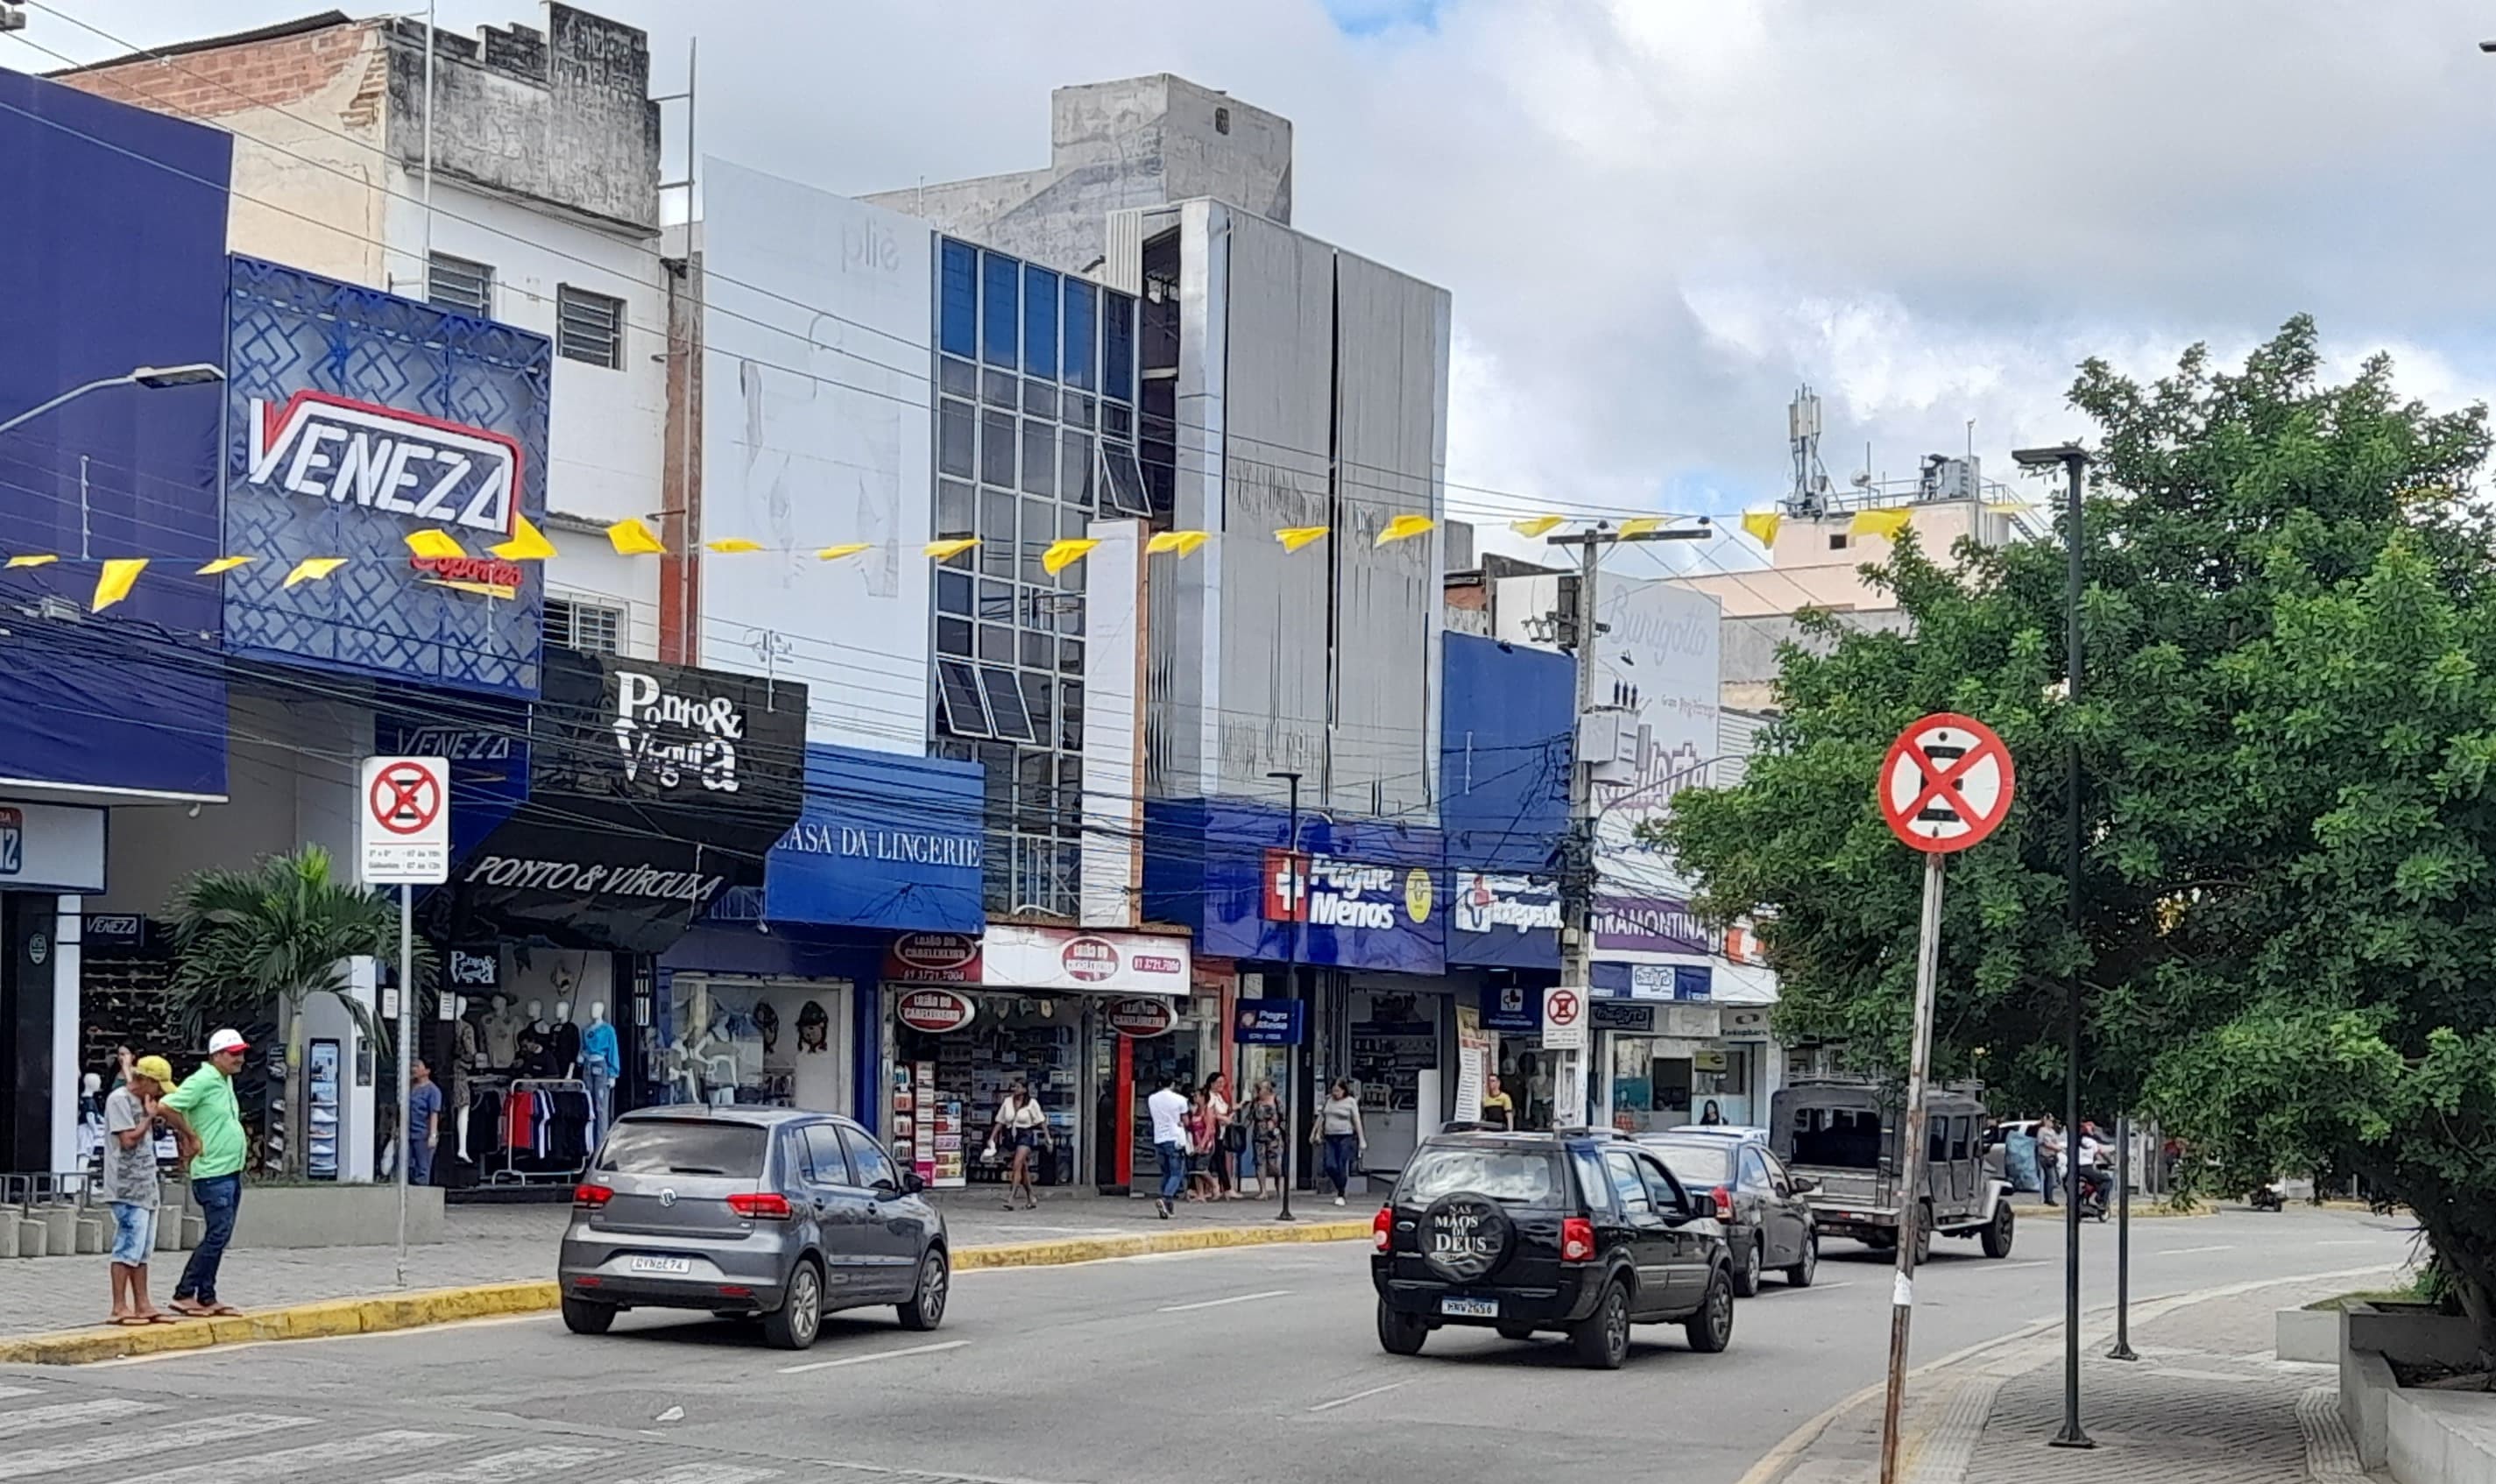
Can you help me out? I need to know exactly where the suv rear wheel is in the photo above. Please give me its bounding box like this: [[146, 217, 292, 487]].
[[560, 1295, 615, 1336], [1685, 1267, 1734, 1353], [1377, 1301, 1429, 1357], [1571, 1279, 1631, 1369], [1981, 1201, 2015, 1259], [763, 1257, 824, 1351]]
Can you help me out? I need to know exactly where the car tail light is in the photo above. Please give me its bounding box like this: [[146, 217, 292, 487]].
[[1372, 1205, 1394, 1253], [1561, 1217, 1596, 1262], [1710, 1186, 1736, 1220], [572, 1184, 612, 1209], [726, 1191, 792, 1220], [718, 1285, 753, 1297]]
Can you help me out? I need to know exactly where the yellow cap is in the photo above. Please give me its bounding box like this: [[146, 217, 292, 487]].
[[131, 1056, 175, 1088]]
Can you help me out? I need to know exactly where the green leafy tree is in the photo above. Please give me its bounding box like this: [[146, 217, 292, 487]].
[[166, 845, 425, 1177], [1659, 318, 2496, 1349]]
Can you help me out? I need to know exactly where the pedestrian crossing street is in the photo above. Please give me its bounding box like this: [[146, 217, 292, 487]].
[[0, 1378, 1009, 1484]]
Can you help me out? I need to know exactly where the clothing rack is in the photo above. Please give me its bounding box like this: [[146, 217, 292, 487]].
[[490, 1078, 591, 1187]]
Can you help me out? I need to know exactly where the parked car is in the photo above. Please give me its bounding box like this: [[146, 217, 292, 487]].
[[1370, 1128, 1736, 1369], [558, 1107, 949, 1350], [1770, 1080, 2016, 1261], [1637, 1127, 1820, 1295]]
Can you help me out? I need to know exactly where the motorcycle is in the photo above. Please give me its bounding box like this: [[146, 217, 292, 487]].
[[2075, 1169, 2112, 1222], [2248, 1183, 2285, 1212]]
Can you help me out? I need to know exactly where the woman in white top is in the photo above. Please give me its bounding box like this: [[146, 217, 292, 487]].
[[990, 1083, 1051, 1210], [1202, 1072, 1240, 1199]]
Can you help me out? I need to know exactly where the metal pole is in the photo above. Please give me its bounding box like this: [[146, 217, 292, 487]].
[[1556, 526, 1603, 1130], [1877, 850, 1947, 1484], [394, 883, 413, 1288], [2051, 450, 2095, 1449], [420, 2, 436, 293], [1275, 770, 1302, 1223], [2109, 1113, 2137, 1360]]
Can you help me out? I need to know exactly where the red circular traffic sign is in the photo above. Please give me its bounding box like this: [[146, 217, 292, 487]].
[[1546, 989, 1581, 1028], [1878, 713, 2016, 853], [368, 761, 443, 837]]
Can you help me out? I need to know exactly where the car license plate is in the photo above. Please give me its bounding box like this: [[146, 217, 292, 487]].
[[1440, 1296, 1499, 1318], [629, 1256, 691, 1276]]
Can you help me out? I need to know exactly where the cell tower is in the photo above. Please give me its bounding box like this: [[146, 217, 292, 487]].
[[1785, 384, 1835, 517]]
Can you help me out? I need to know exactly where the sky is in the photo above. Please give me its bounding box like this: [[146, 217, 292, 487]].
[[11, 0, 2496, 573]]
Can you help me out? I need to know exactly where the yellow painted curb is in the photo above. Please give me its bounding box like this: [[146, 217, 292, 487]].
[[2006, 1200, 2210, 1220], [0, 1222, 1368, 1366]]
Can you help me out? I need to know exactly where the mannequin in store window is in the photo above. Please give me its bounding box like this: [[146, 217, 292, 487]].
[[549, 999, 582, 1081], [579, 1001, 618, 1141], [482, 993, 521, 1072], [519, 1000, 550, 1078], [450, 997, 482, 1154]]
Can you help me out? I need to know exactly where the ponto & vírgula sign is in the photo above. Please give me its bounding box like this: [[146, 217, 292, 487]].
[[1878, 713, 2016, 854], [896, 987, 977, 1035]]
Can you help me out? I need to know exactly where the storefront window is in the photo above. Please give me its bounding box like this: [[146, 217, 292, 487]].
[[664, 978, 853, 1115]]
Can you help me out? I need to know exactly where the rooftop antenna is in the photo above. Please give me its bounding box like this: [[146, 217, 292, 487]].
[[1785, 384, 1835, 517]]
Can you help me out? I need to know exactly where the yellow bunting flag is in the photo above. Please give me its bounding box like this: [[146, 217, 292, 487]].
[[606, 518, 667, 556], [1147, 529, 1210, 556], [1275, 525, 1329, 553], [1376, 513, 1435, 547], [1849, 507, 1913, 540], [90, 558, 147, 613], [814, 543, 871, 562], [704, 538, 764, 554], [195, 556, 253, 576], [1041, 538, 1100, 576], [4, 554, 59, 569], [1740, 511, 1782, 548], [1617, 517, 1665, 538], [490, 512, 558, 561], [1510, 515, 1565, 538], [924, 538, 979, 561], [404, 529, 467, 560], [282, 557, 347, 589]]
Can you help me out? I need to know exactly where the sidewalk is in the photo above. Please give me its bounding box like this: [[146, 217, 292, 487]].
[[1773, 1269, 2393, 1484], [0, 1187, 1331, 1342]]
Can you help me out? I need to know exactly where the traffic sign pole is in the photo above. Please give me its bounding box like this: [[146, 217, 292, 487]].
[[395, 882, 412, 1288], [1872, 714, 2016, 1484], [356, 754, 449, 1291], [1878, 848, 1946, 1484]]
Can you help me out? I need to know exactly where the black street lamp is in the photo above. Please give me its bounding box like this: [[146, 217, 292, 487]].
[[2013, 441, 2092, 1450]]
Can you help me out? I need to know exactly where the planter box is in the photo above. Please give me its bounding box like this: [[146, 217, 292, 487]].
[[2340, 1300, 2492, 1477], [2278, 1305, 2339, 1363], [224, 1184, 445, 1249]]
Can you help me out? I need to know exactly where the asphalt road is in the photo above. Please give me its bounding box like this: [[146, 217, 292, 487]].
[[0, 1205, 2415, 1484]]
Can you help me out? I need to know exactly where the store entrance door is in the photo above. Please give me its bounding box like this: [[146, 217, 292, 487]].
[[0, 894, 59, 1173]]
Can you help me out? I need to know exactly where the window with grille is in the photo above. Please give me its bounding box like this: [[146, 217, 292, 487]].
[[428, 254, 493, 317], [545, 597, 623, 655], [556, 286, 625, 369]]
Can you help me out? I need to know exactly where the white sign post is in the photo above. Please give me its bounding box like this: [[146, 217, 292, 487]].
[[1544, 986, 1589, 1127], [357, 756, 449, 1290]]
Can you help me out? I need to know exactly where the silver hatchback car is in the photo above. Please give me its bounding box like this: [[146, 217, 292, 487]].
[[559, 1106, 950, 1350]]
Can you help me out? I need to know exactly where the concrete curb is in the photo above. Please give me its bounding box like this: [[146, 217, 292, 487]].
[[2005, 1199, 2211, 1220], [0, 1219, 1372, 1367]]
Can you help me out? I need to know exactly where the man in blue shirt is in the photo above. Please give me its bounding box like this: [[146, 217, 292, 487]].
[[407, 1057, 444, 1185]]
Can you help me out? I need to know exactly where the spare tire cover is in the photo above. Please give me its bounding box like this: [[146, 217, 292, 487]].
[[1421, 1193, 1514, 1283]]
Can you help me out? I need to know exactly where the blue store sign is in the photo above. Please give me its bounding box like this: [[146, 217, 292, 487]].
[[223, 256, 550, 698], [1145, 800, 1445, 975], [711, 744, 984, 936], [1481, 981, 1540, 1034], [375, 701, 529, 865], [1232, 999, 1305, 1046], [1446, 870, 1561, 969]]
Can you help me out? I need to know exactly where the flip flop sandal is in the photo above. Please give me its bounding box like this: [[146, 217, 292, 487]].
[[108, 1317, 150, 1327], [144, 1313, 181, 1324], [206, 1304, 243, 1317]]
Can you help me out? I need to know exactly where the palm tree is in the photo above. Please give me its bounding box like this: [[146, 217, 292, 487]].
[[166, 845, 423, 1177]]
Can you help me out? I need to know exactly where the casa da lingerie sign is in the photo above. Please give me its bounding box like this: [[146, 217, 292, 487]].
[[778, 819, 981, 870]]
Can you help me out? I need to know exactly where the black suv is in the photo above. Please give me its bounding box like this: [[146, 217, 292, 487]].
[[1369, 1128, 1736, 1369]]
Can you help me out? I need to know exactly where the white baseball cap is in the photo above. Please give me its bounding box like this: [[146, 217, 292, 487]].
[[207, 1028, 250, 1056]]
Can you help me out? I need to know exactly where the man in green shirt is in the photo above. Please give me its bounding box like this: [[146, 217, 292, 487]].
[[164, 1028, 249, 1317]]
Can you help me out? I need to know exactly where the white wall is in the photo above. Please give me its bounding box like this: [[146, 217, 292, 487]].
[[696, 158, 936, 754], [385, 175, 668, 637]]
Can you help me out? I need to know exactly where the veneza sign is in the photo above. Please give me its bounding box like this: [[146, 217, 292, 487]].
[[245, 390, 522, 537]]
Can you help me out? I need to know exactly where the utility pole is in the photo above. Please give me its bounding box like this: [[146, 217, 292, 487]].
[[1544, 519, 1710, 1128]]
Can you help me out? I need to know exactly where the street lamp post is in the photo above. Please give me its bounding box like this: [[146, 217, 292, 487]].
[[0, 364, 226, 438], [1268, 769, 1304, 1223], [2014, 442, 2092, 1451]]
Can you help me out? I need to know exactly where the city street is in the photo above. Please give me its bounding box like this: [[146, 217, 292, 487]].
[[0, 1205, 2413, 1484]]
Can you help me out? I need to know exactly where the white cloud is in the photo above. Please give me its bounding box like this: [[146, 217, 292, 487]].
[[18, 0, 2495, 537]]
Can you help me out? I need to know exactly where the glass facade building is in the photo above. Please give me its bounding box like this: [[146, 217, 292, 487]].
[[929, 237, 1144, 916]]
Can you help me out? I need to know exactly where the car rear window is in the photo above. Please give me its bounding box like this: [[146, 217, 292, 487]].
[[1400, 1147, 1564, 1205], [1652, 1141, 1735, 1184], [597, 1120, 767, 1177]]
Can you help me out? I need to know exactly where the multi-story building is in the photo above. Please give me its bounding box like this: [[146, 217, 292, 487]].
[[56, 4, 677, 660]]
